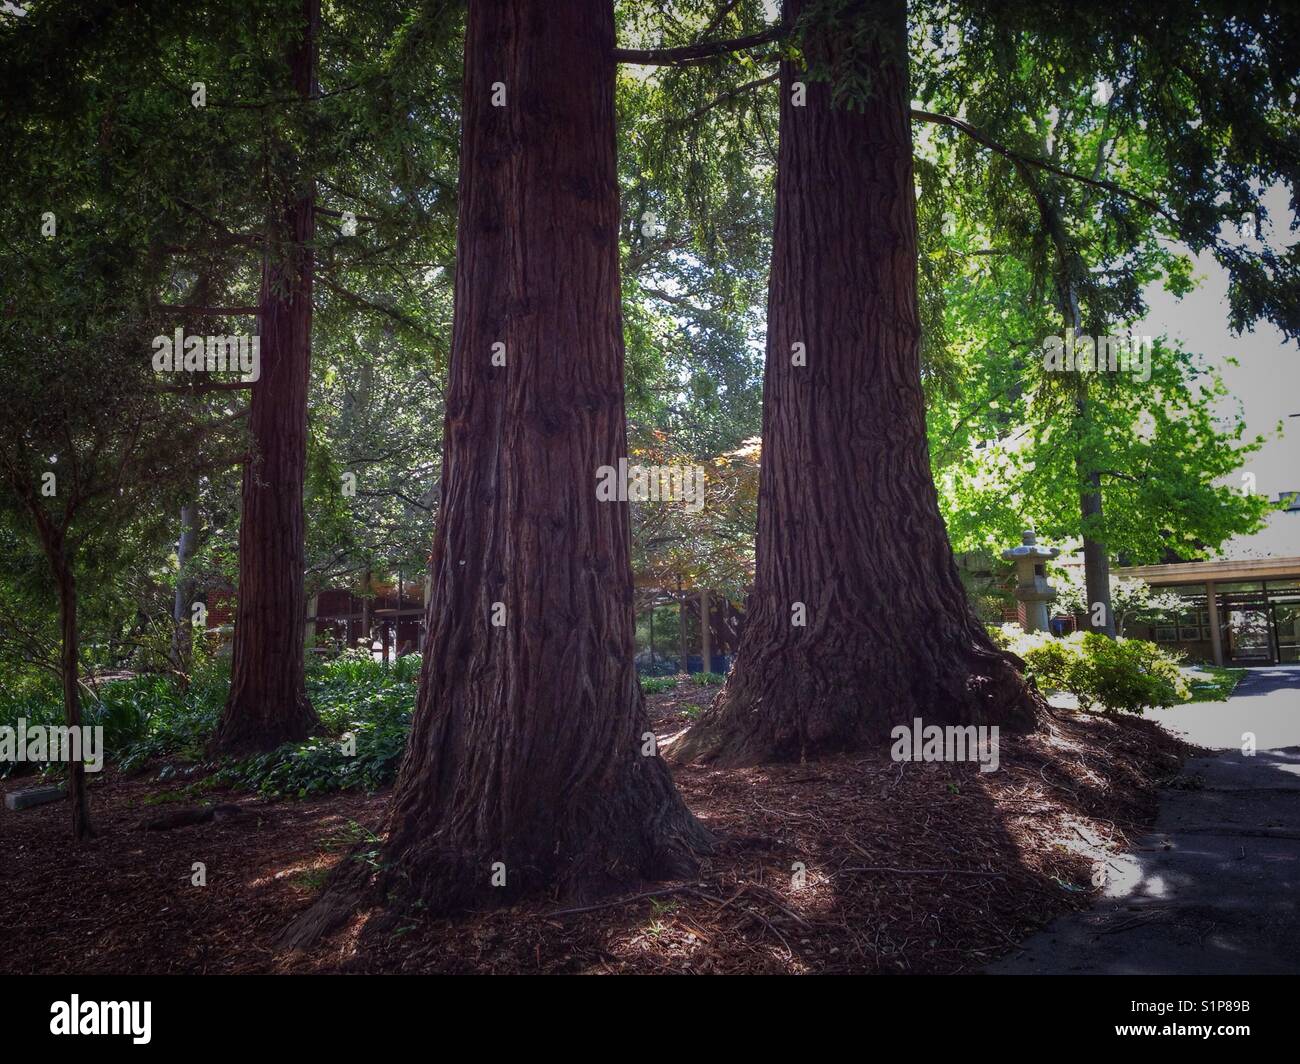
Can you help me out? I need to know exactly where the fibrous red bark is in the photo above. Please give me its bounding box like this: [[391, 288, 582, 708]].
[[215, 0, 320, 755], [365, 0, 709, 915], [676, 0, 1041, 767]]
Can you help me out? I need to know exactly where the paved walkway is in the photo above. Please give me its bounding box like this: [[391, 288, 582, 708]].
[[988, 665, 1300, 974]]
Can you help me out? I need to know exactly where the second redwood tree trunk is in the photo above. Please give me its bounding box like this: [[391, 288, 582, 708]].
[[677, 0, 1041, 766], [215, 0, 320, 754]]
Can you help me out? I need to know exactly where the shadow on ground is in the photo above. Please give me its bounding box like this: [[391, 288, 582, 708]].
[[988, 665, 1300, 974]]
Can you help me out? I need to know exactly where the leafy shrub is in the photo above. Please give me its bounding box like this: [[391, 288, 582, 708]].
[[3, 666, 227, 778], [991, 624, 1189, 714], [116, 694, 221, 774], [115, 665, 228, 772], [3, 649, 420, 794], [692, 671, 724, 687], [307, 646, 420, 687], [640, 675, 678, 694], [1067, 634, 1190, 713], [0, 673, 64, 779], [0, 673, 64, 731], [211, 720, 409, 798], [215, 652, 419, 797]]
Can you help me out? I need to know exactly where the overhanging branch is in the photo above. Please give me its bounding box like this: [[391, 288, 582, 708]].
[[910, 108, 1180, 231], [153, 304, 259, 316], [675, 71, 780, 126], [155, 380, 255, 394], [614, 23, 787, 66]]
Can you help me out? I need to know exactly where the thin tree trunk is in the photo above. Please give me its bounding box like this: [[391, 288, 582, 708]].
[[1076, 391, 1115, 636], [305, 592, 319, 650], [171, 498, 198, 683], [359, 568, 372, 650], [55, 557, 92, 840], [677, 0, 1040, 766], [1032, 174, 1116, 639], [677, 576, 688, 673], [700, 588, 711, 673], [215, 0, 320, 753], [362, 0, 708, 917]]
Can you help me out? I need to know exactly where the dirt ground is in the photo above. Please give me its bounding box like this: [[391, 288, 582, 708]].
[[0, 691, 1190, 974]]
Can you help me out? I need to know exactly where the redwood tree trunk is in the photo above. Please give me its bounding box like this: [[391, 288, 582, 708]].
[[215, 0, 320, 754], [55, 557, 92, 840], [372, 0, 708, 914], [677, 0, 1041, 766]]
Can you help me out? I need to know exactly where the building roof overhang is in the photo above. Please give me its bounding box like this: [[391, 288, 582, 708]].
[[1114, 556, 1300, 585]]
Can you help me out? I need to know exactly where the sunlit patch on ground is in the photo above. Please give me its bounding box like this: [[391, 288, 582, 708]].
[[0, 696, 1188, 974]]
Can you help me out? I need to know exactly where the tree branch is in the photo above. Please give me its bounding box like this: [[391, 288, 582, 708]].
[[155, 380, 255, 394], [674, 71, 779, 126], [910, 109, 1180, 230], [153, 304, 259, 316], [317, 274, 432, 337], [614, 23, 787, 66]]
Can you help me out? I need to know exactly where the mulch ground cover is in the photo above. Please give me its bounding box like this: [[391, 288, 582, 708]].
[[0, 691, 1190, 974]]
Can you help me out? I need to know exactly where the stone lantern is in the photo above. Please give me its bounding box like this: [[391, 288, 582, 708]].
[[1001, 529, 1060, 633]]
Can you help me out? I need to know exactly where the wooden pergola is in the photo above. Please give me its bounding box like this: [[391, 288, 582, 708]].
[[1115, 556, 1300, 666]]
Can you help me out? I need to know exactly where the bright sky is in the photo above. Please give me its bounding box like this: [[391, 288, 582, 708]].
[[1133, 185, 1299, 557]]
